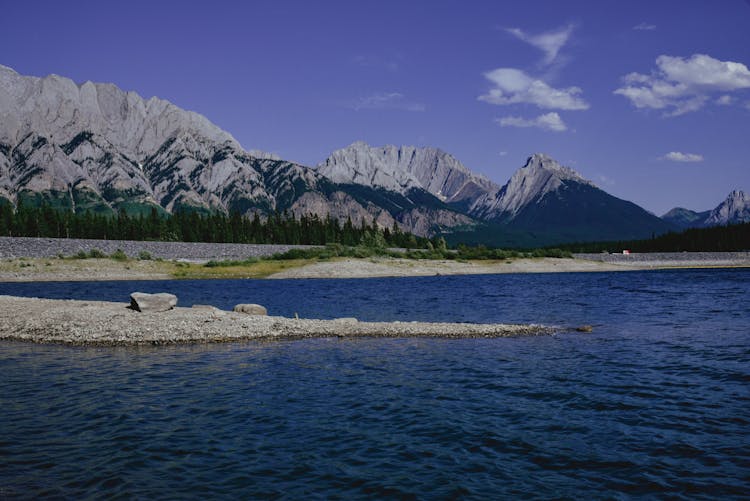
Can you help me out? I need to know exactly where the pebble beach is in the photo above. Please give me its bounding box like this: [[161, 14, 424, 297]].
[[0, 295, 553, 345]]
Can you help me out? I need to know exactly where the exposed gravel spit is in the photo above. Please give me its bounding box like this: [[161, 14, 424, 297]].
[[0, 295, 553, 345]]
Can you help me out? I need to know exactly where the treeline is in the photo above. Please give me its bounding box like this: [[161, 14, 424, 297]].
[[0, 203, 431, 248], [559, 222, 750, 253]]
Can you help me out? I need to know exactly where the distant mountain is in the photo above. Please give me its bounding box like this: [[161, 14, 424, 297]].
[[661, 207, 711, 229], [317, 141, 499, 209], [662, 190, 749, 229], [704, 190, 750, 226], [0, 65, 471, 236], [469, 153, 595, 220], [466, 154, 674, 245], [318, 145, 676, 243], [0, 64, 703, 246]]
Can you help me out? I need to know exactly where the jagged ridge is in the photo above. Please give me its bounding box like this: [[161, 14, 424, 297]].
[[662, 190, 749, 229], [0, 65, 472, 236]]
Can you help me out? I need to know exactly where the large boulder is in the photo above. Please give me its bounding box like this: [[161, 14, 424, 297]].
[[233, 304, 268, 316], [130, 292, 178, 312]]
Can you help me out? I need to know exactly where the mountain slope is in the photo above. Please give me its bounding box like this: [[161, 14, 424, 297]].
[[704, 190, 750, 226], [453, 154, 674, 244], [316, 145, 678, 245], [661, 190, 749, 229], [0, 65, 471, 236], [1, 64, 714, 246], [317, 142, 499, 208], [469, 154, 593, 220], [661, 207, 711, 229]]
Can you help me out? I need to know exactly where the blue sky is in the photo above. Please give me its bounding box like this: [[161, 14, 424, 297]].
[[1, 0, 749, 215]]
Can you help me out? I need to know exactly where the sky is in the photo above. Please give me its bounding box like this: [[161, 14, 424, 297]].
[[1, 0, 749, 215]]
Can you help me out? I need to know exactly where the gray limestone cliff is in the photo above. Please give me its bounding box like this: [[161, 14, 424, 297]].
[[0, 65, 472, 236]]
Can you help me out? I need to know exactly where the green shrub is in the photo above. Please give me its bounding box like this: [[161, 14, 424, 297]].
[[138, 250, 153, 260], [204, 257, 259, 268], [88, 248, 106, 259], [109, 249, 128, 261]]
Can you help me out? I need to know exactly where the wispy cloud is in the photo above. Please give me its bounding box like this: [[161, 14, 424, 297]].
[[615, 54, 750, 116], [662, 151, 704, 162], [716, 95, 734, 105], [479, 68, 589, 110], [496, 112, 567, 132], [504, 24, 574, 66], [348, 92, 425, 112], [597, 174, 616, 187], [633, 22, 656, 31], [482, 24, 584, 134]]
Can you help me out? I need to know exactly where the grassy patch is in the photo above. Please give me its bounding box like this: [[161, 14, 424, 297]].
[[171, 258, 315, 279], [109, 249, 128, 261]]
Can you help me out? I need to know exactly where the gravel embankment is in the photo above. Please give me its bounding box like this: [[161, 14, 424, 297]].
[[574, 252, 750, 268], [0, 295, 554, 345], [0, 236, 313, 261]]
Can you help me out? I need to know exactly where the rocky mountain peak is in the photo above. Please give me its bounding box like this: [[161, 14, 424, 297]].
[[484, 153, 594, 218], [727, 189, 747, 202], [0, 64, 264, 159], [522, 153, 590, 184], [704, 189, 750, 226], [317, 141, 499, 205]]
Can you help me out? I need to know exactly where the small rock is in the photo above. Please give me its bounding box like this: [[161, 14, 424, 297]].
[[575, 325, 594, 333], [192, 304, 220, 311], [233, 303, 268, 316], [333, 317, 358, 324], [192, 304, 225, 316], [130, 292, 177, 312]]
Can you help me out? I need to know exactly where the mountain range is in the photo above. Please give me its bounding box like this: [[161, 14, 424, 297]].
[[1, 64, 747, 246], [662, 190, 749, 229]]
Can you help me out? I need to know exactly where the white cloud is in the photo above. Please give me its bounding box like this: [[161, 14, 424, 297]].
[[633, 22, 656, 31], [615, 54, 750, 116], [716, 95, 734, 105], [662, 151, 704, 162], [505, 25, 574, 66], [496, 112, 568, 132], [349, 93, 425, 112], [479, 68, 589, 110], [499, 151, 508, 156]]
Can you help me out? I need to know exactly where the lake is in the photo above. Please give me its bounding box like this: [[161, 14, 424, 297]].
[[1, 269, 749, 498]]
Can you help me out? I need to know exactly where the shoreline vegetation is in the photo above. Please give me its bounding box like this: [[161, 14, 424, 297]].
[[1, 237, 747, 345], [0, 237, 748, 282], [0, 295, 554, 345]]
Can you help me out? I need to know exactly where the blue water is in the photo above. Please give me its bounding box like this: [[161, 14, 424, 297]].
[[1, 269, 749, 498]]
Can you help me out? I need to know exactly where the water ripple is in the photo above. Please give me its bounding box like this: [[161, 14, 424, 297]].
[[1, 269, 749, 498]]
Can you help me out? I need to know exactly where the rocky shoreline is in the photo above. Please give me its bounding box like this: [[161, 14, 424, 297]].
[[0, 295, 554, 345], [575, 251, 750, 268], [0, 237, 748, 282], [0, 236, 311, 261]]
